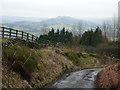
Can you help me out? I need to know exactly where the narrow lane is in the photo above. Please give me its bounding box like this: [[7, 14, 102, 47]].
[[48, 69, 101, 88]]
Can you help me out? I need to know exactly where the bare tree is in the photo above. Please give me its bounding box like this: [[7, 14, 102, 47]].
[[72, 24, 77, 36], [102, 21, 107, 37], [77, 21, 83, 37], [40, 24, 49, 35], [118, 23, 120, 42], [71, 21, 83, 36], [107, 21, 113, 41], [117, 13, 120, 42], [112, 16, 117, 41], [102, 16, 118, 42]]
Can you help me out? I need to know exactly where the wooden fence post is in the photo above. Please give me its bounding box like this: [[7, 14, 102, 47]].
[[9, 28, 12, 38], [0, 27, 38, 41], [2, 27, 4, 38], [27, 33, 29, 40], [32, 35, 34, 41], [16, 30, 18, 37], [21, 31, 24, 39]]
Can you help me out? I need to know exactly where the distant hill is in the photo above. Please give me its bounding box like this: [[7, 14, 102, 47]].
[[2, 16, 98, 36], [41, 16, 80, 25], [41, 16, 97, 27], [2, 16, 48, 23]]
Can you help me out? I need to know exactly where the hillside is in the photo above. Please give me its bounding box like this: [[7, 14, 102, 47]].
[[2, 44, 79, 88], [2, 16, 48, 23], [3, 16, 97, 36], [1, 38, 105, 88], [2, 38, 120, 88]]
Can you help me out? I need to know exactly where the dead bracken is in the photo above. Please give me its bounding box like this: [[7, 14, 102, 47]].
[[96, 62, 120, 89]]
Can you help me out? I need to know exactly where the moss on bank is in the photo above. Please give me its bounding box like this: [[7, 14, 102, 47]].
[[63, 49, 102, 69], [3, 45, 39, 81]]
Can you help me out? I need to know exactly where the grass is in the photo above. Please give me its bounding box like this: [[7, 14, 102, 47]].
[[81, 52, 89, 58], [29, 48, 78, 87], [63, 49, 102, 69], [64, 49, 80, 64], [3, 44, 78, 88], [3, 44, 41, 81], [3, 39, 119, 88], [79, 57, 101, 69]]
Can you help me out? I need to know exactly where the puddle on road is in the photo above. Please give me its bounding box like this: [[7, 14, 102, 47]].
[[48, 68, 101, 88]]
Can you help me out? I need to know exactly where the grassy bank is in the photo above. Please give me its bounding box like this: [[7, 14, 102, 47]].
[[62, 49, 120, 69], [2, 44, 79, 88], [2, 39, 120, 88]]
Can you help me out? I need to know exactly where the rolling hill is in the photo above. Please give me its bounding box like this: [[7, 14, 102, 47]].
[[2, 16, 98, 36]]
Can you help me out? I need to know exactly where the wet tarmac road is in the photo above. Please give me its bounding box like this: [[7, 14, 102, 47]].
[[48, 68, 101, 88]]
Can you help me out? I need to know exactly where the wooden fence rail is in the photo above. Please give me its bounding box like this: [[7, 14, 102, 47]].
[[0, 26, 39, 41]]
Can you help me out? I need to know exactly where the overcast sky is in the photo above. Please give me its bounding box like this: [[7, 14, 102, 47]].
[[1, 0, 119, 18]]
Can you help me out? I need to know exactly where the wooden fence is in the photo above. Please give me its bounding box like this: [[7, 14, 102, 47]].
[[0, 26, 38, 41]]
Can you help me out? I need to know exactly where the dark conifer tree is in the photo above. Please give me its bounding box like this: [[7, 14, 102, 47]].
[[55, 29, 60, 42], [48, 28, 55, 42], [60, 27, 66, 43]]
